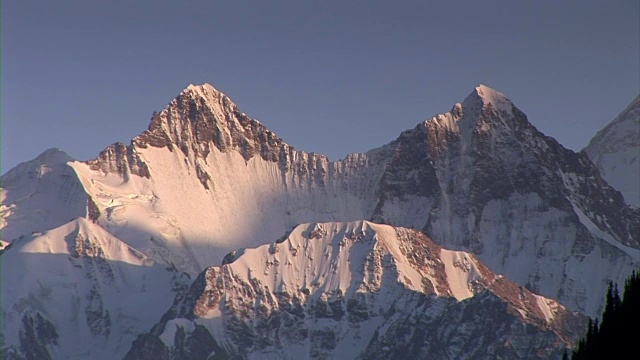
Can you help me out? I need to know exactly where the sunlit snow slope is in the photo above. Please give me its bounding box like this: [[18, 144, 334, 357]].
[[125, 221, 585, 360]]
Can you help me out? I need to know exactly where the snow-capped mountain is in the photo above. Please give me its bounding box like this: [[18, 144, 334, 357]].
[[370, 85, 640, 316], [2, 84, 638, 316], [125, 221, 584, 359], [0, 217, 190, 360], [584, 95, 640, 207], [1, 82, 637, 359]]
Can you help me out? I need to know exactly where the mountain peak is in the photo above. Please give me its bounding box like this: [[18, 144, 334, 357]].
[[584, 93, 640, 206], [34, 147, 75, 164], [134, 81, 284, 165], [1, 148, 74, 183], [463, 84, 514, 115], [184, 82, 218, 92], [179, 83, 227, 102]]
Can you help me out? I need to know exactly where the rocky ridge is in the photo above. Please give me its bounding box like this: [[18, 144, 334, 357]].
[[125, 221, 585, 360]]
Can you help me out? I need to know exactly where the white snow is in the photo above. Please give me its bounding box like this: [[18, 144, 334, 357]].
[[66, 133, 385, 275], [572, 204, 640, 260], [159, 220, 572, 359], [159, 319, 196, 348], [474, 84, 514, 116], [440, 249, 481, 300], [0, 148, 87, 243], [585, 95, 640, 206], [535, 296, 557, 322], [0, 217, 178, 360], [217, 220, 494, 302]]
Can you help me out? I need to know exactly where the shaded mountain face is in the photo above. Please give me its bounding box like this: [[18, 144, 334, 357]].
[[0, 148, 91, 243], [370, 86, 640, 316], [125, 221, 585, 360], [584, 95, 640, 207], [2, 84, 637, 318], [0, 217, 191, 360]]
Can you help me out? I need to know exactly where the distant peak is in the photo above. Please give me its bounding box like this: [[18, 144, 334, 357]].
[[475, 84, 505, 98], [463, 84, 514, 115], [34, 148, 75, 164], [1, 147, 74, 185]]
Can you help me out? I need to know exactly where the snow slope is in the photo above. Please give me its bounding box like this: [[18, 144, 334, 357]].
[[0, 217, 188, 360], [125, 221, 585, 360], [0, 148, 90, 243], [584, 95, 640, 206]]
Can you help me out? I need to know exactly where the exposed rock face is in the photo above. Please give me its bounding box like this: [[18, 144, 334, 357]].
[[1, 311, 60, 360], [126, 221, 585, 360], [584, 95, 640, 207], [87, 142, 150, 180], [371, 86, 640, 315]]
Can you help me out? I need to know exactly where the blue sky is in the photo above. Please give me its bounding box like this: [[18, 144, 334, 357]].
[[2, 0, 638, 173]]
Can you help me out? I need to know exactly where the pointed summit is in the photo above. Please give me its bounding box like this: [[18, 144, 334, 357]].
[[463, 84, 515, 116], [135, 81, 288, 165], [33, 147, 75, 164], [186, 82, 218, 91], [177, 83, 232, 106], [183, 82, 221, 95], [2, 148, 75, 183]]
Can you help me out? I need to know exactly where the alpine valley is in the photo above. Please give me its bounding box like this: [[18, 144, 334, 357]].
[[1, 84, 638, 360]]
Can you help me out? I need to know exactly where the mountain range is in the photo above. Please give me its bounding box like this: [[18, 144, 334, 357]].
[[1, 83, 638, 359]]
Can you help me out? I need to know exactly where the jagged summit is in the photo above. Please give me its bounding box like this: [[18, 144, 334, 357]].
[[127, 82, 522, 172], [410, 84, 523, 146], [134, 81, 271, 161]]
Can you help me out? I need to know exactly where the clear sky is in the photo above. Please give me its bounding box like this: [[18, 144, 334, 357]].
[[2, 0, 638, 173]]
